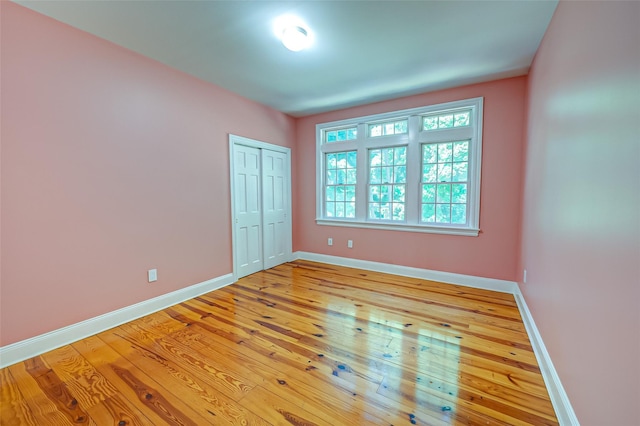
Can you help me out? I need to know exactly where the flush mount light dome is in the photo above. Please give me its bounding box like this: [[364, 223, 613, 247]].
[[273, 14, 313, 52], [281, 25, 309, 51]]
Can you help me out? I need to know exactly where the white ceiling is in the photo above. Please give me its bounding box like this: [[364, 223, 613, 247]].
[[15, 0, 558, 117]]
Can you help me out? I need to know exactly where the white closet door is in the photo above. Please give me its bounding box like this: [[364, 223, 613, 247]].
[[262, 149, 290, 269], [233, 144, 263, 277]]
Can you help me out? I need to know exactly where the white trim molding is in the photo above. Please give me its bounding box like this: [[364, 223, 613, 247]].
[[294, 251, 517, 293], [513, 288, 580, 426], [293, 250, 578, 425], [0, 273, 235, 369]]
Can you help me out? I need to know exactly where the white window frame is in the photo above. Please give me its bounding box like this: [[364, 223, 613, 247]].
[[316, 97, 483, 236]]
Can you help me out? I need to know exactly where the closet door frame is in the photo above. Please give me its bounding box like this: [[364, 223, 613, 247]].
[[229, 134, 292, 280]]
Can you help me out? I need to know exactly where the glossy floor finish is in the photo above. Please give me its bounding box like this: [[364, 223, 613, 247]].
[[0, 261, 559, 425]]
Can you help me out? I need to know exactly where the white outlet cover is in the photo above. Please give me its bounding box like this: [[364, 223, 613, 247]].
[[148, 269, 158, 282]]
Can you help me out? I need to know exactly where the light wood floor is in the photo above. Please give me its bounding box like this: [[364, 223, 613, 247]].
[[0, 260, 558, 425]]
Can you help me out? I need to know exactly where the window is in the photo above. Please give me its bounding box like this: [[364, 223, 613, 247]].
[[316, 97, 483, 236], [369, 119, 408, 137], [369, 146, 407, 221], [325, 151, 357, 218], [421, 141, 469, 225], [325, 126, 357, 143]]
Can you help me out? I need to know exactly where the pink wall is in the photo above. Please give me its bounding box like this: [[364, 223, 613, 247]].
[[294, 78, 527, 281], [521, 2, 640, 424], [0, 2, 295, 346]]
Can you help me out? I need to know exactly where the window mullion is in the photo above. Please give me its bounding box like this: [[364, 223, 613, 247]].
[[355, 123, 368, 222], [404, 115, 421, 225]]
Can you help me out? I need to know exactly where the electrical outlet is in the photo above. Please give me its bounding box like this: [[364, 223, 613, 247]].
[[523, 269, 527, 283], [328, 237, 333, 246], [347, 240, 353, 248], [148, 269, 158, 283]]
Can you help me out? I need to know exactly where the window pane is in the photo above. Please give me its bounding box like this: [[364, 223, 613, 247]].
[[335, 186, 345, 201], [394, 146, 407, 165], [423, 144, 437, 163], [451, 183, 467, 203], [370, 149, 381, 166], [327, 153, 337, 168], [326, 131, 337, 142], [347, 151, 357, 168], [439, 114, 454, 128], [423, 164, 437, 182], [382, 148, 394, 166], [395, 121, 407, 134], [423, 116, 438, 130], [380, 203, 391, 219], [453, 141, 469, 162], [454, 112, 470, 127], [438, 143, 453, 162], [326, 202, 335, 217], [393, 185, 405, 203], [392, 203, 405, 221], [336, 169, 346, 184], [422, 184, 436, 203], [437, 164, 452, 182], [369, 203, 380, 219], [370, 168, 381, 184], [380, 185, 391, 202], [384, 123, 395, 135], [422, 204, 435, 222], [326, 186, 335, 201], [346, 202, 356, 218], [370, 185, 380, 201], [346, 169, 357, 184], [451, 204, 466, 224], [335, 202, 345, 217], [347, 128, 357, 140], [394, 166, 406, 183], [382, 166, 393, 183], [437, 184, 451, 203], [436, 204, 451, 223], [370, 124, 382, 137], [336, 152, 347, 166], [346, 185, 356, 201], [327, 170, 336, 185], [452, 162, 468, 182]]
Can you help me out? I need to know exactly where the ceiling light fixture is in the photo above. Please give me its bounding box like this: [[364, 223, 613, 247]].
[[281, 25, 309, 52], [273, 14, 313, 52]]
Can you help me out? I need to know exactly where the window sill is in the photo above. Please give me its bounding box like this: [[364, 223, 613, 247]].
[[316, 219, 479, 236]]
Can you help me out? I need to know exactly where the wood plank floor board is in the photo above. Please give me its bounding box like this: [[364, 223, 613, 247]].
[[84, 394, 153, 425], [6, 360, 88, 425], [38, 343, 119, 410], [72, 335, 212, 425], [0, 261, 558, 425], [0, 368, 38, 426]]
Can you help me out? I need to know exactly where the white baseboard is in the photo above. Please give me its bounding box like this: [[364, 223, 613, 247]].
[[293, 251, 518, 293], [0, 273, 235, 369], [293, 250, 578, 425], [513, 288, 580, 426]]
